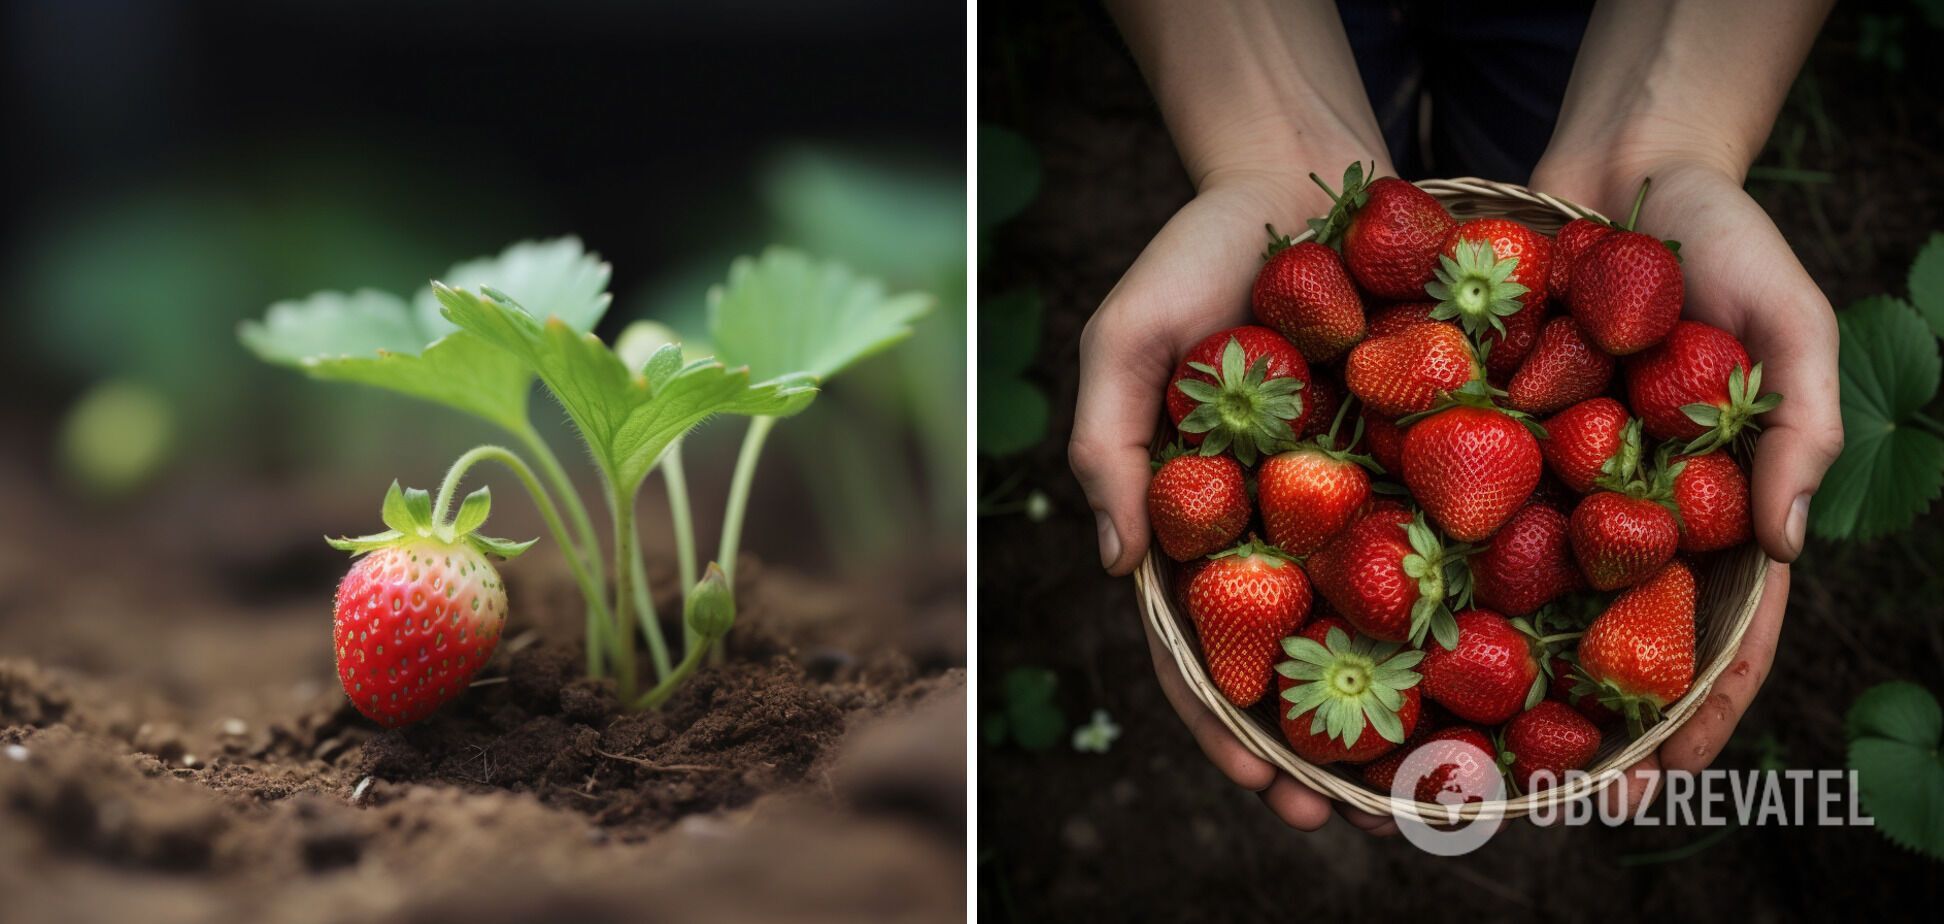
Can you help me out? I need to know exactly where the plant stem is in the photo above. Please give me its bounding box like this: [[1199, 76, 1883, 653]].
[[1536, 631, 1585, 647], [426, 445, 617, 669], [630, 531, 671, 679], [633, 632, 715, 710], [718, 416, 777, 583], [662, 443, 701, 654], [1912, 411, 1944, 439], [713, 415, 777, 666], [512, 427, 611, 678], [606, 480, 640, 701]]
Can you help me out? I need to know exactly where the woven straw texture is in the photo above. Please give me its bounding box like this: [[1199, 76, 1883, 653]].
[[1137, 177, 1769, 821]]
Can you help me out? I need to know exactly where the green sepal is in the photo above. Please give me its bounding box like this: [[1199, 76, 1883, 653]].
[[1426, 239, 1530, 341], [1398, 513, 1466, 650], [1174, 336, 1306, 466], [1261, 223, 1300, 261], [1680, 361, 1785, 455], [466, 533, 538, 560], [450, 486, 493, 536], [380, 480, 432, 535], [1276, 623, 1423, 748], [1306, 161, 1374, 249], [1395, 380, 1544, 438], [326, 530, 406, 554]]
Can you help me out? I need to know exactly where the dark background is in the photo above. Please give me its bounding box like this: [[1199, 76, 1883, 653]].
[[978, 1, 1943, 920]]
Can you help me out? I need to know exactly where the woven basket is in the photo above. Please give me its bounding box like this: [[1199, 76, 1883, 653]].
[[1136, 177, 1770, 821]]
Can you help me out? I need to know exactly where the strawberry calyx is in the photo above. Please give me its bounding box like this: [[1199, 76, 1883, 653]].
[[1618, 177, 1682, 258], [1261, 223, 1301, 260], [327, 480, 536, 561], [1207, 538, 1297, 568], [1592, 422, 1685, 519], [1570, 666, 1663, 739], [1508, 616, 1586, 709], [1426, 239, 1530, 341], [1679, 361, 1783, 455], [1275, 623, 1424, 748], [1299, 394, 1385, 473], [1175, 336, 1307, 465], [1397, 380, 1548, 440], [1305, 161, 1376, 248], [1399, 513, 1471, 650]]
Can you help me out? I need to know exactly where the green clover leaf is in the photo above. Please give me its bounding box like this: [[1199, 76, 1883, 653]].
[[1810, 295, 1944, 540], [1846, 682, 1944, 860]]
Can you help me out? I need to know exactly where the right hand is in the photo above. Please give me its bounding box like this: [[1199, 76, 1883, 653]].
[[1070, 164, 1401, 832]]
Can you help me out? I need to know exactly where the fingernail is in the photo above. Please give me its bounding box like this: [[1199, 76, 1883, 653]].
[[1785, 494, 1810, 558], [1094, 510, 1122, 570]]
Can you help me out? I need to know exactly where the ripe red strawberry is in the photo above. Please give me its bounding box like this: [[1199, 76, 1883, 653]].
[[1668, 450, 1752, 552], [1399, 390, 1544, 542], [1276, 616, 1424, 765], [1187, 542, 1313, 707], [1506, 317, 1615, 416], [1252, 229, 1367, 363], [1576, 560, 1698, 734], [1359, 407, 1408, 473], [1359, 719, 1437, 793], [1469, 504, 1583, 616], [1568, 231, 1683, 355], [1146, 451, 1251, 561], [1540, 397, 1631, 493], [1570, 491, 1679, 591], [1367, 301, 1440, 338], [1173, 556, 1212, 611], [1548, 654, 1620, 725], [1548, 218, 1612, 306], [1503, 701, 1601, 792], [1624, 320, 1782, 452], [1376, 726, 1502, 803], [1428, 218, 1552, 378], [1345, 322, 1479, 417], [1308, 507, 1462, 647], [1309, 163, 1457, 300], [330, 481, 532, 728], [1300, 372, 1346, 441], [1259, 438, 1378, 556], [1419, 609, 1543, 724], [1167, 326, 1312, 464]]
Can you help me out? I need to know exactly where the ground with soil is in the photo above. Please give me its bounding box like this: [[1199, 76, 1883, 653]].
[[0, 450, 965, 924], [978, 2, 1943, 920]]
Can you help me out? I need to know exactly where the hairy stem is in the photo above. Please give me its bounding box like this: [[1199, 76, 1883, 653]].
[[630, 530, 671, 680], [662, 443, 701, 655], [514, 425, 606, 585], [606, 480, 640, 702], [427, 445, 616, 674]]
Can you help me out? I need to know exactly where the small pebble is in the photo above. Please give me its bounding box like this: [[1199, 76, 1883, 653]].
[[218, 718, 248, 737], [4, 744, 28, 762], [350, 776, 374, 804]]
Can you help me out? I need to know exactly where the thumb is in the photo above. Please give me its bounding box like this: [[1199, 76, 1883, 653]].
[[1744, 306, 1843, 564], [1070, 310, 1172, 575]]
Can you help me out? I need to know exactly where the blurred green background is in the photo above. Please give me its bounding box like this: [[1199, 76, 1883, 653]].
[[0, 0, 966, 575]]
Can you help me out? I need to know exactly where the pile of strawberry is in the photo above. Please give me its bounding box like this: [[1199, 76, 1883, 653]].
[[1149, 164, 1781, 798]]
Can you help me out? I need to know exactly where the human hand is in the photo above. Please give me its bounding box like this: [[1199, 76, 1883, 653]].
[[1072, 163, 1402, 832], [1527, 155, 1842, 813]]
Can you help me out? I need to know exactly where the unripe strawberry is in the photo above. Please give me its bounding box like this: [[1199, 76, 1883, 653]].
[[329, 481, 534, 728]]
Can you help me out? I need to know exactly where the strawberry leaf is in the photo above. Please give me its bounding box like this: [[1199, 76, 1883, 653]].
[[708, 247, 932, 383], [1907, 232, 1944, 339], [437, 285, 817, 494], [1846, 682, 1944, 860], [1810, 296, 1944, 540], [411, 237, 613, 340]]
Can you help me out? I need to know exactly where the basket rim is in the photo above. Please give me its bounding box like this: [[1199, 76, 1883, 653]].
[[1137, 177, 1768, 820]]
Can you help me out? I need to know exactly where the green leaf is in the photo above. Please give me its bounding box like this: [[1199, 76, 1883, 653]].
[[1002, 667, 1065, 752], [302, 331, 536, 433], [412, 237, 612, 339], [1908, 232, 1944, 339], [239, 289, 426, 362], [978, 377, 1049, 456], [451, 486, 492, 536], [438, 285, 817, 493], [1810, 296, 1944, 540], [979, 124, 1041, 232], [980, 290, 1042, 377], [708, 247, 931, 383], [1846, 682, 1944, 860]]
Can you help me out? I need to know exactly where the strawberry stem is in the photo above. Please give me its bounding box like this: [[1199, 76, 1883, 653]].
[[1625, 177, 1651, 231], [713, 415, 778, 665], [662, 442, 702, 655]]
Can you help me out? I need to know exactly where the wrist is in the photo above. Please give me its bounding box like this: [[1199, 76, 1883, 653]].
[[1531, 123, 1745, 220]]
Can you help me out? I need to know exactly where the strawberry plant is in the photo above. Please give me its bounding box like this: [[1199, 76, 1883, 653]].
[[243, 238, 927, 716], [1846, 681, 1944, 860]]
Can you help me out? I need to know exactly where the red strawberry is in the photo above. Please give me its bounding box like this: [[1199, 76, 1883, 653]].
[[1548, 217, 1612, 306], [1470, 504, 1583, 616], [1668, 450, 1752, 552], [1399, 390, 1545, 542], [1276, 616, 1424, 765], [1252, 229, 1367, 362], [1427, 218, 1552, 378], [1360, 407, 1408, 474], [1359, 720, 1438, 793], [1506, 317, 1615, 415], [1370, 726, 1502, 803], [1300, 372, 1346, 441], [1570, 491, 1679, 591], [1345, 322, 1479, 417], [1367, 301, 1440, 338], [1146, 451, 1251, 561], [1258, 437, 1378, 556], [1310, 163, 1457, 300], [1308, 508, 1462, 646], [1548, 654, 1620, 725], [1167, 326, 1312, 464], [1420, 609, 1543, 724], [330, 481, 531, 728], [1540, 397, 1631, 493], [1187, 542, 1313, 707], [1568, 231, 1683, 355], [1624, 320, 1782, 452], [1576, 561, 1698, 734], [1503, 701, 1601, 792]]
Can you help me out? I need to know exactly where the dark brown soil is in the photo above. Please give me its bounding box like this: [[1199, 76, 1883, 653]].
[[978, 1, 1942, 920], [0, 451, 965, 924]]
